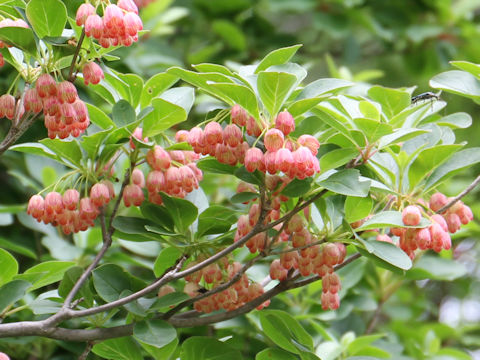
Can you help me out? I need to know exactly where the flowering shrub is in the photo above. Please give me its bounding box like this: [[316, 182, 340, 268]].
[[0, 1, 479, 359]]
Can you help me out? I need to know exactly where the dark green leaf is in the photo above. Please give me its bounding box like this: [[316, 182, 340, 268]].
[[281, 178, 313, 197], [92, 264, 131, 302], [234, 167, 263, 185], [140, 202, 175, 230], [58, 266, 94, 306], [256, 348, 298, 360], [197, 205, 237, 236], [134, 320, 177, 348], [19, 261, 75, 291], [0, 280, 31, 313], [112, 216, 159, 240], [197, 158, 237, 175], [160, 192, 198, 233], [230, 192, 258, 203]]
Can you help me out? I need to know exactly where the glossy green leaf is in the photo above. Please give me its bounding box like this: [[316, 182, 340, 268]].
[[197, 158, 237, 175], [0, 248, 18, 286], [26, 0, 66, 38], [181, 336, 243, 360], [287, 97, 326, 118], [319, 148, 358, 172], [359, 101, 380, 121], [344, 197, 373, 223], [19, 261, 75, 291], [408, 144, 463, 189], [8, 142, 59, 161], [256, 348, 298, 360], [40, 138, 83, 167], [358, 239, 412, 270], [0, 27, 36, 55], [141, 72, 178, 108], [230, 192, 258, 203], [81, 129, 111, 160], [85, 103, 115, 129], [296, 78, 353, 100], [259, 311, 307, 354], [112, 216, 160, 241], [118, 73, 144, 108], [92, 264, 131, 302], [356, 211, 430, 231], [153, 247, 182, 277], [0, 280, 31, 313], [140, 337, 178, 360], [407, 255, 467, 281], [257, 71, 298, 117], [430, 70, 480, 101], [92, 337, 142, 360], [140, 202, 175, 231], [208, 82, 260, 119], [143, 88, 194, 137], [255, 44, 302, 73], [368, 86, 411, 118], [425, 147, 480, 189], [281, 178, 313, 197], [134, 320, 177, 348], [378, 128, 429, 149], [353, 118, 393, 143], [318, 169, 371, 197], [160, 192, 198, 233], [197, 205, 237, 236], [234, 167, 263, 186]]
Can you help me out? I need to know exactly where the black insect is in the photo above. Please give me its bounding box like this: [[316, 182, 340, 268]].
[[411, 92, 440, 105]]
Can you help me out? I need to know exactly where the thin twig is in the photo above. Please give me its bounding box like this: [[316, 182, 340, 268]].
[[78, 341, 94, 360], [437, 174, 480, 213], [68, 29, 85, 82]]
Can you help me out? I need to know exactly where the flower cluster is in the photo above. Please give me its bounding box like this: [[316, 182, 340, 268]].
[[181, 106, 321, 180], [27, 181, 115, 235], [183, 258, 270, 313], [374, 192, 473, 259], [76, 0, 143, 48], [32, 74, 90, 139]]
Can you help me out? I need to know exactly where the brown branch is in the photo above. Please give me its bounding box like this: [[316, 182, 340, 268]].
[[0, 113, 40, 156], [437, 174, 480, 213], [78, 341, 94, 360], [68, 29, 85, 82]]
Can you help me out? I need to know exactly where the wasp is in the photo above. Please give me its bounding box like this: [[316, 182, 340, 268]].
[[411, 92, 441, 105]]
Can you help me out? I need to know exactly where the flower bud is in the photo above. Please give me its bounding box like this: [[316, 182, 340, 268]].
[[275, 110, 295, 135]]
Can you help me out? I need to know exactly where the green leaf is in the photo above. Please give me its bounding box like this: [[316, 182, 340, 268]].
[[143, 88, 194, 137], [320, 148, 358, 172], [296, 78, 353, 100], [118, 73, 144, 108], [141, 72, 178, 108], [26, 0, 66, 38], [347, 334, 385, 355], [344, 197, 373, 223], [0, 27, 36, 55], [160, 192, 198, 233], [58, 266, 94, 306], [357, 239, 412, 271], [8, 142, 59, 161], [255, 44, 302, 73], [407, 255, 466, 281], [0, 249, 17, 286], [367, 86, 411, 118], [112, 216, 160, 241], [281, 178, 313, 197], [0, 280, 31, 313], [85, 103, 115, 129], [140, 202, 175, 231], [92, 264, 131, 302], [318, 169, 370, 197], [353, 118, 393, 143], [256, 348, 298, 360], [112, 100, 136, 127], [359, 101, 380, 121], [287, 97, 326, 118], [425, 147, 480, 189], [140, 337, 178, 360], [450, 60, 480, 78], [430, 70, 480, 101], [134, 320, 177, 348], [431, 112, 472, 129], [153, 247, 182, 277], [181, 336, 243, 360], [230, 192, 258, 203], [0, 237, 36, 259], [19, 261, 75, 291], [197, 158, 237, 175], [234, 167, 263, 186], [81, 129, 111, 160], [257, 71, 298, 117], [212, 19, 246, 51], [197, 205, 237, 237], [92, 337, 142, 360], [356, 211, 430, 231], [208, 82, 260, 120], [408, 144, 463, 189], [40, 138, 83, 167], [378, 128, 429, 149], [193, 63, 235, 77]]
